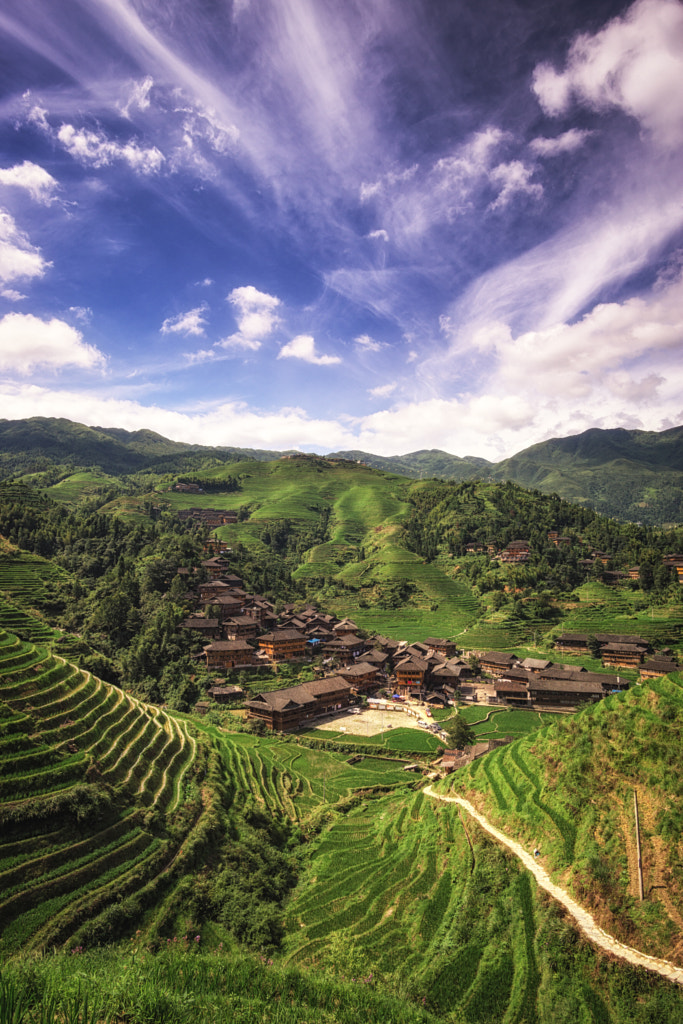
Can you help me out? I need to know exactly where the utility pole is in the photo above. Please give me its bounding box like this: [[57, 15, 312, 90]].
[[634, 789, 644, 901]]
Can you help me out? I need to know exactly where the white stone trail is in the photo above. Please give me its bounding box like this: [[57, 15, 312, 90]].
[[423, 784, 683, 987]]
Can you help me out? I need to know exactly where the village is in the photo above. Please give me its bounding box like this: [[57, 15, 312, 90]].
[[177, 549, 681, 736]]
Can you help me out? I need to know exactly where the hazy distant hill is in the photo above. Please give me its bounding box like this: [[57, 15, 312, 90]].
[[327, 447, 493, 479], [1, 417, 682, 524], [0, 417, 295, 476]]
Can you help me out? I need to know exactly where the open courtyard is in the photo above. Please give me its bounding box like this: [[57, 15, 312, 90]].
[[313, 705, 438, 737]]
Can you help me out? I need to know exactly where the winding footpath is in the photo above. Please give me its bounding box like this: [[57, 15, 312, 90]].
[[423, 784, 683, 987]]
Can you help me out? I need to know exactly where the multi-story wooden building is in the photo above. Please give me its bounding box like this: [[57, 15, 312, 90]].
[[203, 640, 258, 671], [480, 651, 517, 677], [600, 641, 648, 669], [257, 629, 308, 662], [246, 676, 354, 731]]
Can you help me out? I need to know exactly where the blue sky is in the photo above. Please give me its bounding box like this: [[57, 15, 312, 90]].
[[0, 0, 682, 459]]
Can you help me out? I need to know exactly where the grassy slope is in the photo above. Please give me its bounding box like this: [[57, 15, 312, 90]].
[[154, 458, 482, 641], [439, 673, 683, 963]]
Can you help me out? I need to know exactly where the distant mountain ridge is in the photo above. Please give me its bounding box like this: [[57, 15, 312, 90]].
[[1, 417, 682, 524]]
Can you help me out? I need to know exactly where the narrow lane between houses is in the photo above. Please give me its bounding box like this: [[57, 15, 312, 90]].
[[423, 784, 683, 987]]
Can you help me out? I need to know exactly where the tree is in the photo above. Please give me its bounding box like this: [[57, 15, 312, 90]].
[[444, 713, 475, 750]]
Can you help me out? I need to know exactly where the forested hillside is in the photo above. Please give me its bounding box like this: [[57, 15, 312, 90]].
[[2, 417, 683, 524]]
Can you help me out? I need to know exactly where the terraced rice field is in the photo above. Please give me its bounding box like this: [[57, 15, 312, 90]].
[[214, 732, 413, 820], [0, 553, 71, 606], [0, 595, 60, 645], [556, 581, 683, 649], [281, 788, 608, 1019], [445, 673, 683, 958], [0, 628, 206, 953]]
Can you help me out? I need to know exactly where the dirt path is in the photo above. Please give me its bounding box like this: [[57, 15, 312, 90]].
[[423, 784, 683, 987]]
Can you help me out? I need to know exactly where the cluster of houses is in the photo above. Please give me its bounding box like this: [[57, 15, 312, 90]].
[[177, 508, 239, 527], [464, 534, 683, 586], [481, 636, 679, 708], [176, 554, 680, 732]]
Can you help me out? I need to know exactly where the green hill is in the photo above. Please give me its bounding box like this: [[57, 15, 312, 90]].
[[437, 672, 683, 963], [2, 417, 683, 523]]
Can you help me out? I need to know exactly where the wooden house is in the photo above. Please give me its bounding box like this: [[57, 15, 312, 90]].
[[527, 676, 603, 706], [639, 657, 680, 679], [499, 540, 530, 563], [222, 615, 261, 640], [493, 679, 530, 704], [203, 640, 258, 671], [257, 629, 308, 662], [394, 656, 430, 696], [600, 641, 648, 669], [180, 617, 222, 640], [202, 595, 245, 621], [207, 685, 245, 703], [424, 638, 459, 657], [480, 651, 517, 677], [337, 662, 379, 692], [246, 676, 354, 731]]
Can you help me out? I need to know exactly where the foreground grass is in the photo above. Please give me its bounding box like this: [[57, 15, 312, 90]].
[[0, 945, 438, 1024]]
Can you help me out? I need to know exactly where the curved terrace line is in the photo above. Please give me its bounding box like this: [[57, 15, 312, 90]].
[[423, 784, 683, 987]]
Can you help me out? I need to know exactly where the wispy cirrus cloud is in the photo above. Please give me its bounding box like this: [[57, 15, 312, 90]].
[[120, 75, 154, 118], [354, 334, 384, 352]]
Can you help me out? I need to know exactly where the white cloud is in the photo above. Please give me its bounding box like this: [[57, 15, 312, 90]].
[[369, 382, 396, 398], [221, 285, 281, 351], [56, 124, 164, 174], [1, 288, 26, 302], [494, 270, 683, 387], [278, 334, 341, 365], [367, 229, 389, 242], [354, 333, 384, 352], [161, 305, 208, 336], [184, 347, 218, 364], [360, 165, 418, 202], [0, 161, 59, 204], [532, 0, 683, 148], [529, 129, 593, 157], [487, 161, 542, 211], [0, 313, 106, 374], [25, 99, 49, 133], [68, 306, 93, 324], [360, 128, 541, 249], [178, 104, 240, 154], [0, 209, 49, 287], [0, 385, 357, 452], [120, 76, 154, 118]]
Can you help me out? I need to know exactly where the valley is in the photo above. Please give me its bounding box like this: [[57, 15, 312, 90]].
[[1, 423, 683, 1022]]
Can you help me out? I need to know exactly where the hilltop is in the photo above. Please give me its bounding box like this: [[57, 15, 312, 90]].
[[2, 417, 683, 523]]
